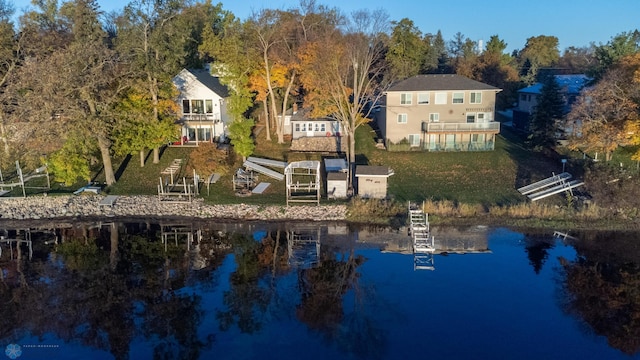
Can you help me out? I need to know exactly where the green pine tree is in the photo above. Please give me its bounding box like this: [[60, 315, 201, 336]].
[[527, 74, 565, 151]]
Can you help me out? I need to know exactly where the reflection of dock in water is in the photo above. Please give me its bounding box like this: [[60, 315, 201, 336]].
[[0, 229, 37, 260], [161, 223, 201, 251], [287, 227, 321, 269], [553, 231, 578, 242]]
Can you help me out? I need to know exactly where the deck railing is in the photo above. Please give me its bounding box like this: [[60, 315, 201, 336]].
[[426, 121, 500, 132]]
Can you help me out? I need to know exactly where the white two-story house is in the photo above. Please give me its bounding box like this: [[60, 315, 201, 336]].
[[377, 74, 502, 151], [172, 68, 230, 145]]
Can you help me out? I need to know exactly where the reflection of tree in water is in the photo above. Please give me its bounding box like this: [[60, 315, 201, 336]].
[[523, 233, 555, 274], [0, 224, 217, 360], [558, 231, 640, 355], [217, 232, 286, 333], [296, 248, 385, 359]]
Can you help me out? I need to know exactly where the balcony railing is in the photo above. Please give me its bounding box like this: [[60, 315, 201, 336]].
[[182, 113, 220, 122], [426, 121, 500, 133]]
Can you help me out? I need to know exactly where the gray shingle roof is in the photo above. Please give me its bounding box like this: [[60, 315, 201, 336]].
[[388, 74, 500, 92], [355, 165, 393, 177], [187, 69, 229, 97]]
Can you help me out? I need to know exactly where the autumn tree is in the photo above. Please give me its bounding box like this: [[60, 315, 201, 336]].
[[0, 0, 18, 158], [14, 0, 124, 185], [557, 46, 596, 74], [566, 58, 640, 161], [448, 31, 477, 73], [300, 9, 389, 185], [589, 31, 640, 81], [245, 9, 283, 142], [517, 35, 560, 84], [116, 0, 188, 164], [199, 14, 256, 159]]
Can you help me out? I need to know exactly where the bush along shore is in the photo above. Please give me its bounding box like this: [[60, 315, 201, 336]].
[[0, 195, 346, 222]]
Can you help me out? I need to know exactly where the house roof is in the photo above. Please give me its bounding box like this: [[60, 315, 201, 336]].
[[183, 68, 229, 97], [518, 74, 590, 95], [355, 165, 394, 177], [388, 74, 501, 92]]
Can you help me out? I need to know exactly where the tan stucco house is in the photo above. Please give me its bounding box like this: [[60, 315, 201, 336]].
[[376, 74, 502, 151]]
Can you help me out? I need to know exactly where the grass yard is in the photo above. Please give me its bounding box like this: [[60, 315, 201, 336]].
[[16, 121, 558, 208], [357, 123, 561, 206]]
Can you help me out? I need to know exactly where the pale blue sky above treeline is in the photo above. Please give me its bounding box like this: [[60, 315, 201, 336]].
[[11, 0, 640, 53]]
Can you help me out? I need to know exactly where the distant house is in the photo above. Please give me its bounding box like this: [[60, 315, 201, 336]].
[[512, 74, 590, 132], [376, 74, 502, 151], [172, 68, 230, 145], [288, 107, 345, 152]]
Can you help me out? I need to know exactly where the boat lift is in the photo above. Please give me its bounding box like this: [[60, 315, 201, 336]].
[[517, 172, 584, 201], [408, 202, 435, 270]]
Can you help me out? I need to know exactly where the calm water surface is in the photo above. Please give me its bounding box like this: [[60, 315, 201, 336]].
[[0, 221, 638, 360]]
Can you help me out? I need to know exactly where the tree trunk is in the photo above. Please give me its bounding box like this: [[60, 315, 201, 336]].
[[279, 71, 296, 144], [263, 49, 280, 143], [151, 74, 160, 164], [110, 223, 119, 271], [0, 122, 9, 155], [98, 135, 116, 185], [262, 97, 271, 141], [140, 149, 145, 167], [348, 131, 355, 188]]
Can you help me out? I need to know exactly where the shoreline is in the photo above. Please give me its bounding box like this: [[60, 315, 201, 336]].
[[0, 194, 347, 222]]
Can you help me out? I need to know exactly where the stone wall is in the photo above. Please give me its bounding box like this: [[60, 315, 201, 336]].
[[0, 195, 347, 221], [290, 136, 347, 153]]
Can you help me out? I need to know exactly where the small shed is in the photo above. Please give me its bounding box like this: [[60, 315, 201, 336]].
[[327, 172, 348, 199], [324, 158, 348, 199], [355, 165, 394, 199]]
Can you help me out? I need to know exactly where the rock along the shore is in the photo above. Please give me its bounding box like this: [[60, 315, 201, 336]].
[[0, 195, 347, 221]]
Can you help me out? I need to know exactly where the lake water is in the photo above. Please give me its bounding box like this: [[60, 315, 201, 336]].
[[0, 220, 638, 360]]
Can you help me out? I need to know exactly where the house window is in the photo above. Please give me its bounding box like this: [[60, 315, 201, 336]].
[[182, 100, 190, 114], [477, 113, 486, 122], [429, 113, 439, 122], [295, 123, 300, 132], [192, 100, 204, 114], [470, 92, 482, 104], [453, 92, 464, 104], [205, 99, 213, 113], [400, 93, 412, 105], [408, 134, 420, 147], [320, 123, 326, 132], [397, 114, 408, 124], [301, 123, 307, 131], [418, 93, 430, 105], [314, 123, 320, 132], [435, 92, 447, 104], [466, 113, 476, 123]]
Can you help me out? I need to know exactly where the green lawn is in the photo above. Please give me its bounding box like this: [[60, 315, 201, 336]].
[[357, 124, 561, 206], [39, 123, 560, 207]]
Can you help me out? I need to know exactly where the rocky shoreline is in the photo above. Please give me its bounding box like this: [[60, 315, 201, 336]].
[[0, 195, 347, 222]]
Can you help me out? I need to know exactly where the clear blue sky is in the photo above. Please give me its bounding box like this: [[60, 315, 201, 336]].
[[11, 0, 640, 53]]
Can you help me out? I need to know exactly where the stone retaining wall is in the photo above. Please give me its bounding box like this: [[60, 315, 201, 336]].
[[0, 195, 347, 221]]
